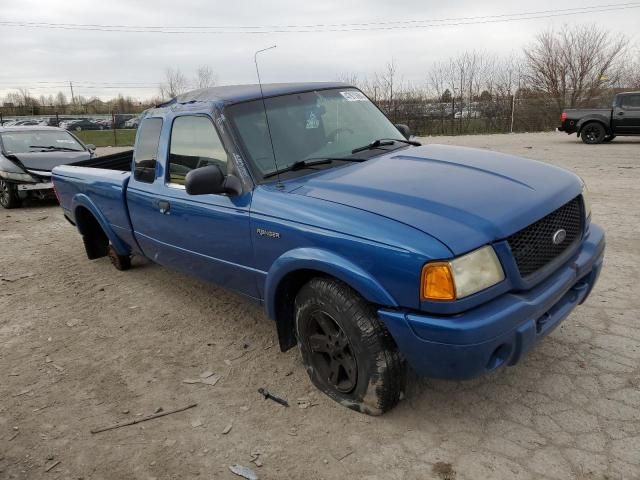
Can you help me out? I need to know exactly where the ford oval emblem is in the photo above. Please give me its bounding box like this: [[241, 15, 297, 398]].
[[552, 229, 567, 245]]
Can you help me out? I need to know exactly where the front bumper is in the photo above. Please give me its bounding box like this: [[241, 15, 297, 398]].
[[379, 223, 605, 380], [16, 181, 53, 191]]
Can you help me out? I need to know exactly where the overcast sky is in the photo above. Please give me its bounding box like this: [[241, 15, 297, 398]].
[[1, 0, 638, 101]]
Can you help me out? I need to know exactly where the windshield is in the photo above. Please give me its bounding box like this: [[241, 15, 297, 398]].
[[228, 88, 404, 180], [0, 130, 84, 154]]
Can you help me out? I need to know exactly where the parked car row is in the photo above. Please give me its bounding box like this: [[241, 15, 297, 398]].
[[1, 119, 50, 127], [1, 114, 140, 131]]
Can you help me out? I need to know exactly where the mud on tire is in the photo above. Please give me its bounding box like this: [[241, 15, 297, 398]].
[[295, 277, 405, 415], [108, 245, 131, 271]]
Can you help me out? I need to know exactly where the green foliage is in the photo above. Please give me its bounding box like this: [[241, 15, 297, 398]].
[[75, 129, 136, 147]]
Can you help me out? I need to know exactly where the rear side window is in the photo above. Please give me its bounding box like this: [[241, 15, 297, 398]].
[[133, 118, 163, 183], [621, 95, 640, 109], [168, 116, 227, 185]]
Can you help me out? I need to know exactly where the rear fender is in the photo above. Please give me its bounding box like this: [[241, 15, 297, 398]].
[[576, 115, 611, 135], [71, 193, 130, 256]]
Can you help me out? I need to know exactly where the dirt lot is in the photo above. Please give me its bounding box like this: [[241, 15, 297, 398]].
[[1, 132, 639, 480]]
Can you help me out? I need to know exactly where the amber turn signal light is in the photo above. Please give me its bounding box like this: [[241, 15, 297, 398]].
[[421, 262, 456, 301]]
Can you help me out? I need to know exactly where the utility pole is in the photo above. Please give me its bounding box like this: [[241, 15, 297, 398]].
[[69, 81, 75, 106], [510, 71, 521, 134]]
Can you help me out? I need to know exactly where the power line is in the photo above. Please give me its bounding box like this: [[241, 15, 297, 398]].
[[0, 3, 636, 29], [0, 3, 637, 34], [0, 81, 160, 89]]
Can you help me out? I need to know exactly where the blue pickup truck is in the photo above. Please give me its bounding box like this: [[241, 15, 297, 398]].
[[52, 82, 605, 415]]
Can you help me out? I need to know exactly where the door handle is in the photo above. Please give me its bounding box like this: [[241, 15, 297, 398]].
[[158, 200, 171, 214], [617, 111, 624, 115]]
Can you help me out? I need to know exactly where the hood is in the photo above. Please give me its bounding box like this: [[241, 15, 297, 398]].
[[289, 144, 582, 255], [7, 151, 91, 172]]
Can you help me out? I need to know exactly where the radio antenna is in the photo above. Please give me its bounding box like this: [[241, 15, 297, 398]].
[[254, 45, 282, 188]]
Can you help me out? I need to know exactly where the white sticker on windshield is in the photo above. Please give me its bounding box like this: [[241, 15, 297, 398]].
[[305, 111, 320, 129], [56, 139, 75, 144], [340, 91, 367, 102]]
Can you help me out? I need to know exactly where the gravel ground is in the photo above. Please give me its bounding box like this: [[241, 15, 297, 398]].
[[1, 132, 639, 479]]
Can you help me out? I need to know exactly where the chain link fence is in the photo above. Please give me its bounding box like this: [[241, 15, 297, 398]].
[[379, 93, 618, 137], [0, 91, 619, 145]]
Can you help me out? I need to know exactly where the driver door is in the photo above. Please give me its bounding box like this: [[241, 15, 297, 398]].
[[131, 114, 257, 299]]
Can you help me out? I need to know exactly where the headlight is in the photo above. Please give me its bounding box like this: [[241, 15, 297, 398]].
[[421, 246, 505, 301], [0, 170, 34, 182], [581, 182, 591, 219]]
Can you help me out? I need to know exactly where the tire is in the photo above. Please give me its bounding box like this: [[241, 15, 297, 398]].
[[0, 179, 22, 209], [295, 278, 405, 415], [75, 126, 82, 132], [603, 135, 616, 143], [580, 122, 606, 144], [108, 245, 131, 271]]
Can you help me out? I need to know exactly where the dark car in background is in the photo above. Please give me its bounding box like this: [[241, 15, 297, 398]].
[[59, 118, 103, 131], [559, 91, 640, 144], [0, 126, 95, 208], [112, 114, 137, 129], [94, 118, 112, 129]]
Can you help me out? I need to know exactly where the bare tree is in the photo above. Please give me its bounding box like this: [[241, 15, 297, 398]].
[[55, 91, 67, 105], [4, 91, 22, 107], [194, 65, 217, 89], [523, 25, 628, 112], [159, 67, 189, 99], [336, 72, 360, 87], [617, 49, 640, 89], [374, 60, 401, 120]]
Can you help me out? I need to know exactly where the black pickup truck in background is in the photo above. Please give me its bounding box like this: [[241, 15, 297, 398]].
[[559, 91, 640, 144]]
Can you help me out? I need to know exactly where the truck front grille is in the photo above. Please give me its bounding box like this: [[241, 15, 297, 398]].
[[507, 196, 584, 278]]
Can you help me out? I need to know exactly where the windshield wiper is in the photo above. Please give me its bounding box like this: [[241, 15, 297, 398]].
[[351, 138, 421, 154], [263, 157, 364, 179], [29, 145, 82, 152]]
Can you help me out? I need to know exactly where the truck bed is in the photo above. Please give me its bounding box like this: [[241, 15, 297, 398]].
[[70, 150, 133, 171], [52, 151, 137, 256]]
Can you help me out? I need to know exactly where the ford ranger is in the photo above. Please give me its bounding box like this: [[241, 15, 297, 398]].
[[52, 83, 605, 415], [558, 91, 640, 144]]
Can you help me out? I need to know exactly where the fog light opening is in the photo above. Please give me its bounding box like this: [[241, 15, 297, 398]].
[[487, 344, 512, 371]]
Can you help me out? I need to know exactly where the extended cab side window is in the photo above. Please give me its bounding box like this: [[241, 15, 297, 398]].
[[621, 95, 640, 109], [133, 118, 163, 183], [168, 116, 227, 186]]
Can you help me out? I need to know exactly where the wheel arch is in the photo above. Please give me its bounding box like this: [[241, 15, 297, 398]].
[[264, 248, 399, 352], [71, 194, 130, 258], [577, 117, 611, 136]]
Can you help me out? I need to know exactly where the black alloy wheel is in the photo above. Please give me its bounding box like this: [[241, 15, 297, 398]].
[[302, 310, 358, 393], [581, 122, 606, 144]]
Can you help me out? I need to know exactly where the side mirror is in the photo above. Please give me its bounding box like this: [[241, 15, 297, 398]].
[[394, 124, 411, 140], [85, 144, 96, 151], [185, 165, 242, 196]]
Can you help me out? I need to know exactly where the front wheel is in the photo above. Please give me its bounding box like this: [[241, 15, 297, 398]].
[[0, 179, 22, 209], [580, 122, 606, 144], [295, 278, 405, 415]]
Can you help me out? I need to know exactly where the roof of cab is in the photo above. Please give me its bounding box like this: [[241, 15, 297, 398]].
[[168, 82, 352, 107]]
